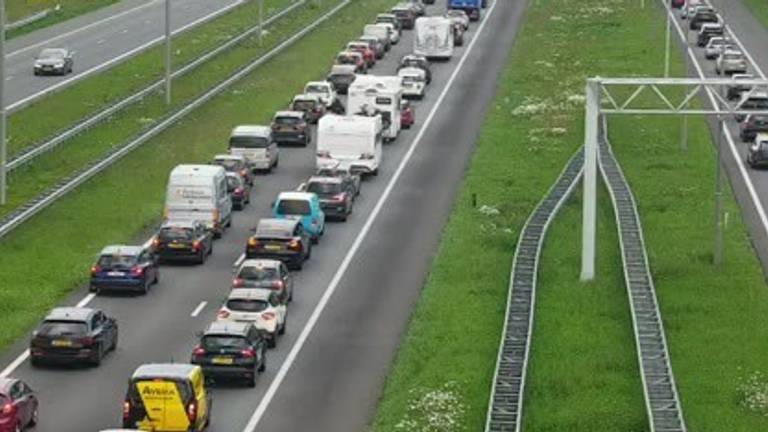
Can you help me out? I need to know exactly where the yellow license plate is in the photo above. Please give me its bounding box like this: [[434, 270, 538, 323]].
[[52, 340, 72, 347], [265, 244, 282, 251], [212, 357, 234, 365], [169, 243, 187, 249]]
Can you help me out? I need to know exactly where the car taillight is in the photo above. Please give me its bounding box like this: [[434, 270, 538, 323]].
[[233, 278, 245, 287], [241, 348, 256, 358], [272, 280, 285, 289], [317, 150, 331, 158], [332, 193, 346, 202], [192, 240, 202, 251], [234, 187, 244, 195], [247, 237, 259, 247], [192, 346, 206, 357], [81, 336, 95, 346], [1, 402, 16, 417], [152, 237, 161, 249], [187, 401, 198, 423], [297, 123, 307, 131], [91, 265, 101, 276], [360, 153, 374, 160], [262, 312, 276, 320], [240, 169, 248, 177], [130, 266, 145, 277], [122, 401, 131, 420], [288, 239, 302, 251], [271, 124, 279, 130], [218, 309, 230, 319]]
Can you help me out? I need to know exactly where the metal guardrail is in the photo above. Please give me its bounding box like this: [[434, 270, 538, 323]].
[[484, 149, 584, 432], [7, 0, 307, 172], [0, 0, 353, 239], [7, 9, 51, 31], [598, 118, 687, 432]]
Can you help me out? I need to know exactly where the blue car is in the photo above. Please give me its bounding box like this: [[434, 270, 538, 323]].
[[90, 245, 159, 295], [272, 191, 325, 243]]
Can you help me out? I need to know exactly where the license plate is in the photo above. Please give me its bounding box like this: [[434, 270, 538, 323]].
[[169, 243, 187, 249], [212, 357, 233, 365], [107, 271, 125, 277], [52, 340, 72, 347], [265, 244, 282, 251]]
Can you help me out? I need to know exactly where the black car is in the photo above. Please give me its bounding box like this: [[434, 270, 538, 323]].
[[697, 23, 724, 47], [747, 136, 768, 168], [191, 322, 267, 387], [390, 6, 416, 30], [399, 54, 432, 84], [315, 165, 361, 197], [226, 172, 252, 210], [152, 220, 213, 264], [233, 258, 294, 302], [740, 115, 768, 142], [30, 307, 118, 367], [90, 245, 159, 294], [690, 10, 718, 30], [33, 48, 74, 76], [327, 64, 357, 95], [246, 218, 311, 270], [271, 111, 310, 146], [301, 176, 354, 221]]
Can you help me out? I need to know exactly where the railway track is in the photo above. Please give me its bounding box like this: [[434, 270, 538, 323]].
[[484, 149, 584, 432]]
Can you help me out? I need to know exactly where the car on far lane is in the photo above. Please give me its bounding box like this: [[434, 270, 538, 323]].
[[299, 176, 355, 222], [740, 115, 768, 142], [327, 64, 357, 95], [304, 81, 338, 107], [399, 54, 432, 84], [246, 218, 311, 270], [690, 8, 718, 30], [233, 259, 294, 302], [400, 99, 415, 129], [29, 307, 118, 367], [398, 67, 427, 99], [228, 125, 279, 172], [670, 0, 685, 8], [375, 13, 402, 32], [291, 94, 327, 124], [697, 23, 723, 47], [391, 4, 416, 29], [152, 220, 214, 264], [315, 163, 362, 197], [271, 111, 310, 146], [33, 48, 73, 76], [90, 245, 159, 294], [190, 321, 267, 387], [225, 171, 252, 210], [212, 154, 253, 186], [747, 133, 768, 168], [358, 35, 386, 60], [716, 50, 747, 76], [0, 378, 38, 432], [217, 289, 287, 348]]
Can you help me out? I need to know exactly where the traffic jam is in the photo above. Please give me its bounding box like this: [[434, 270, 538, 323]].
[[0, 0, 486, 430]]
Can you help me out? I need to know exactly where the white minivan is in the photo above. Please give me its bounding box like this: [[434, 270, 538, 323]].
[[229, 125, 279, 172], [164, 165, 232, 237], [316, 114, 382, 176]]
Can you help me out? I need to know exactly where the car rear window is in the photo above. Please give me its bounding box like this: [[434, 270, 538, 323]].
[[239, 266, 279, 281], [255, 225, 291, 238], [306, 85, 328, 94], [277, 199, 311, 215], [723, 53, 742, 60], [215, 159, 241, 171], [98, 254, 138, 268], [292, 101, 315, 111], [226, 299, 269, 312], [275, 116, 300, 125], [307, 182, 341, 195], [202, 335, 248, 350], [230, 135, 270, 148], [159, 227, 194, 241], [38, 320, 88, 336]]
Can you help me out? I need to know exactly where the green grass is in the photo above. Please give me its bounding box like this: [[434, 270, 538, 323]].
[[0, 0, 397, 353], [742, 0, 768, 30], [6, 0, 119, 37]]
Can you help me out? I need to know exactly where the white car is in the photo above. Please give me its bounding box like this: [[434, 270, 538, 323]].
[[304, 81, 337, 108], [704, 36, 732, 60], [716, 50, 747, 76], [233, 258, 294, 301], [377, 22, 400, 45], [398, 67, 427, 99], [444, 9, 469, 30], [217, 288, 287, 348]]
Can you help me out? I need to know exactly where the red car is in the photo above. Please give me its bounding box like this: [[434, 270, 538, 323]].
[[671, 0, 685, 8], [0, 378, 37, 432], [347, 42, 375, 68], [336, 51, 367, 74], [400, 100, 415, 129]]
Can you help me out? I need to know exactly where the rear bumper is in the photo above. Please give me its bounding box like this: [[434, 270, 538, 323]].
[[320, 203, 349, 218], [200, 364, 256, 378], [273, 132, 307, 144], [246, 250, 304, 267], [30, 347, 95, 363], [91, 277, 146, 291], [158, 249, 200, 261]]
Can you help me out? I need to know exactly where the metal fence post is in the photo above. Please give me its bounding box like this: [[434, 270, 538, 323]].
[[581, 79, 599, 281], [0, 0, 6, 206], [165, 0, 172, 105]]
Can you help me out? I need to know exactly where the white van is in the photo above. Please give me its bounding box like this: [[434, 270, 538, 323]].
[[164, 165, 232, 237], [363, 24, 392, 51], [316, 114, 383, 176], [414, 16, 454, 60], [347, 75, 403, 141], [229, 125, 279, 172]]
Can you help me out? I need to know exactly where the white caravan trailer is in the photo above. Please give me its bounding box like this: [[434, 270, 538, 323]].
[[347, 75, 403, 141], [414, 16, 454, 60], [316, 114, 383, 176]]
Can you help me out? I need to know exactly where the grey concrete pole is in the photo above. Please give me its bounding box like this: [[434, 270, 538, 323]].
[[0, 0, 6, 206], [165, 0, 172, 105], [714, 118, 725, 266], [581, 79, 599, 281]]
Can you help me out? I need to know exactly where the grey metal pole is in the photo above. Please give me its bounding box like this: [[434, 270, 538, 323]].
[[680, 17, 689, 151], [581, 79, 599, 281], [0, 0, 6, 206], [664, 13, 671, 78], [164, 0, 172, 105], [258, 0, 263, 46], [714, 118, 724, 266]]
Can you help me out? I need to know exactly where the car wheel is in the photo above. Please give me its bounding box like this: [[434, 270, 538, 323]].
[[294, 260, 304, 271], [30, 358, 42, 368], [142, 280, 150, 295], [208, 243, 214, 256], [246, 372, 256, 388], [274, 157, 279, 168], [89, 284, 96, 292], [306, 244, 312, 260], [279, 317, 286, 335], [112, 333, 118, 351], [197, 250, 205, 265], [311, 235, 319, 245], [154, 269, 160, 284], [29, 405, 39, 426], [267, 335, 277, 348], [258, 354, 266, 372], [90, 344, 103, 367], [371, 168, 379, 176]]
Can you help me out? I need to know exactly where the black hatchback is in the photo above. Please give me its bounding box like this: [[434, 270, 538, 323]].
[[191, 321, 267, 387], [152, 220, 213, 264], [30, 307, 118, 367], [301, 176, 355, 221], [246, 219, 311, 270]]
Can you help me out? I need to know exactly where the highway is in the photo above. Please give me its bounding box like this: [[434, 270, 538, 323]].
[[4, 0, 244, 110], [0, 0, 524, 431]]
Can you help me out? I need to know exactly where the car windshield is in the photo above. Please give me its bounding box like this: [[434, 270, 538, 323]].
[[38, 320, 88, 336], [275, 116, 300, 125], [239, 266, 279, 281], [293, 100, 315, 111], [306, 85, 328, 94], [159, 227, 194, 241], [277, 199, 311, 215], [402, 75, 418, 84], [230, 135, 269, 148], [202, 335, 248, 350], [39, 49, 64, 59], [215, 159, 241, 171], [307, 182, 341, 195], [226, 299, 269, 312], [98, 254, 138, 268]]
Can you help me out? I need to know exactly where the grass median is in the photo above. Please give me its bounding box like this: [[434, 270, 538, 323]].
[[7, 0, 119, 37], [742, 0, 768, 30], [0, 0, 398, 350]]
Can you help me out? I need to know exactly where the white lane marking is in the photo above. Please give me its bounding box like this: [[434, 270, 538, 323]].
[[233, 253, 245, 269], [4, 76, 11, 81], [7, 0, 161, 58], [0, 292, 96, 377], [97, 39, 106, 45], [122, 29, 129, 34], [241, 1, 500, 429], [191, 301, 208, 317], [142, 236, 155, 250], [660, 0, 768, 243], [7, 0, 245, 111]]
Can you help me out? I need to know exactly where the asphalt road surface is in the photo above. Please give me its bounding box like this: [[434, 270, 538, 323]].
[[4, 0, 243, 110], [0, 0, 525, 431]]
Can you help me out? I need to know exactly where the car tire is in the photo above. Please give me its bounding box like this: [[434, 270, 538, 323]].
[[371, 168, 379, 176], [208, 243, 214, 256], [311, 235, 319, 245], [246, 372, 256, 388], [197, 250, 205, 265], [258, 355, 266, 372], [89, 284, 97, 292], [154, 270, 160, 284], [112, 334, 118, 351], [268, 335, 277, 348], [274, 157, 279, 168], [90, 344, 103, 367], [29, 406, 39, 427], [30, 358, 42, 368], [142, 280, 150, 295], [279, 318, 286, 335]]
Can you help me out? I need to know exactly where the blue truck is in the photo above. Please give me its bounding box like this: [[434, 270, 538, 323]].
[[449, 0, 483, 21]]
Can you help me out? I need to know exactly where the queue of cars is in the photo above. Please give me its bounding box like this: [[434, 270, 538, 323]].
[[12, 0, 482, 430]]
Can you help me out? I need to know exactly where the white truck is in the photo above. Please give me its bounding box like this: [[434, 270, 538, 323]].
[[316, 114, 383, 176], [164, 165, 232, 237], [347, 75, 403, 141], [414, 16, 454, 60]]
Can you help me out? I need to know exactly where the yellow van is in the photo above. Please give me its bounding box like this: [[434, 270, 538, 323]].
[[122, 364, 212, 431]]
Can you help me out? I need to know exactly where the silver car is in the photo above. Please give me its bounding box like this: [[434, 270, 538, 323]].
[[704, 36, 732, 60], [33, 48, 74, 76], [228, 125, 279, 172], [716, 50, 748, 76]]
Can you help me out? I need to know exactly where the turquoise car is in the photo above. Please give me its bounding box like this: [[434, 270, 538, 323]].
[[272, 192, 326, 243]]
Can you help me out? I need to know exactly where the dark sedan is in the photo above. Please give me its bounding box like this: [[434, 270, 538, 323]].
[[226, 171, 252, 210], [0, 378, 37, 432], [152, 220, 214, 264], [30, 307, 118, 367], [246, 218, 311, 270], [301, 176, 354, 221], [191, 322, 267, 387], [271, 111, 310, 146], [90, 245, 159, 294], [740, 115, 768, 142]]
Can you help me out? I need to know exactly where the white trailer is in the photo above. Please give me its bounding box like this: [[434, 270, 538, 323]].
[[316, 115, 383, 176], [414, 16, 454, 60], [347, 75, 403, 141]]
